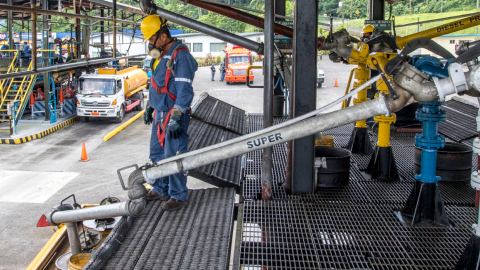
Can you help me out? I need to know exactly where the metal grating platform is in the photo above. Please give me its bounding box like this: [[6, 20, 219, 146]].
[[192, 92, 246, 135], [87, 188, 236, 270], [238, 197, 477, 269], [439, 100, 479, 142], [187, 94, 248, 189], [238, 100, 480, 269]]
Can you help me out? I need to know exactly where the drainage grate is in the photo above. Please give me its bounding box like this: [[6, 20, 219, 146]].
[[100, 188, 235, 270]]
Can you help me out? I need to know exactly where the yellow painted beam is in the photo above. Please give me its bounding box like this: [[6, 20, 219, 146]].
[[396, 13, 480, 49], [26, 225, 67, 270], [103, 110, 145, 141]]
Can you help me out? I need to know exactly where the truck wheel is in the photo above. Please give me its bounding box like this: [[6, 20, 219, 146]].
[[317, 83, 322, 88], [136, 94, 145, 111], [80, 116, 89, 123], [115, 106, 125, 123]]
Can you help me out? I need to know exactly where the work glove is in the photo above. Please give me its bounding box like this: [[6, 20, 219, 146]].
[[144, 106, 154, 125], [167, 108, 183, 139]]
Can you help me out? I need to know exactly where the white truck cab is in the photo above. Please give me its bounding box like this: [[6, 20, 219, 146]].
[[76, 67, 147, 123]]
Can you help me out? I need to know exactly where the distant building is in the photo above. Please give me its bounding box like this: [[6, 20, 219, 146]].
[[174, 32, 264, 58], [412, 34, 479, 58]]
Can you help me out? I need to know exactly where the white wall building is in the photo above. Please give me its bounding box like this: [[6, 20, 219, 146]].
[[89, 32, 265, 58], [174, 32, 264, 58], [89, 33, 147, 57]]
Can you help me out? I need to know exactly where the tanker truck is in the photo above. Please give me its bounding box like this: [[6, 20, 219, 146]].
[[76, 66, 147, 123]]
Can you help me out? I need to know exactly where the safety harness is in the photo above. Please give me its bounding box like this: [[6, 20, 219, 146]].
[[150, 43, 189, 148]]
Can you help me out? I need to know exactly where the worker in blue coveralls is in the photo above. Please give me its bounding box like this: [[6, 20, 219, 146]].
[[141, 14, 198, 211], [210, 63, 216, 81], [22, 41, 31, 64], [219, 63, 226, 82]]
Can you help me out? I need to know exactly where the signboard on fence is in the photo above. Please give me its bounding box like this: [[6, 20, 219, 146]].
[[275, 20, 293, 28], [364, 20, 392, 31]]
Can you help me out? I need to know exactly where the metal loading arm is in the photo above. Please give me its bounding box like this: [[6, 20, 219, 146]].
[[384, 38, 455, 77], [140, 75, 389, 183]]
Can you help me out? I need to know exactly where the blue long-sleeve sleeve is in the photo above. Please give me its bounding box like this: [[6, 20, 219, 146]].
[[172, 50, 198, 113]]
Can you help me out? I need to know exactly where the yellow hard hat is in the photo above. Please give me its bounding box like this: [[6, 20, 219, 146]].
[[362, 24, 375, 33], [141, 15, 168, 43]]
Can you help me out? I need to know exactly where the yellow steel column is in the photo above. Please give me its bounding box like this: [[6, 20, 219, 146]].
[[374, 75, 396, 146], [352, 63, 370, 128]]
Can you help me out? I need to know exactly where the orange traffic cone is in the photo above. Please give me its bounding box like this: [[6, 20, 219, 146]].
[[79, 142, 90, 161], [334, 78, 339, 87]]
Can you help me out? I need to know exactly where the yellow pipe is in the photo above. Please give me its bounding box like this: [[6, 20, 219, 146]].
[[342, 68, 356, 109], [374, 114, 396, 147], [26, 225, 67, 270], [396, 13, 480, 49]]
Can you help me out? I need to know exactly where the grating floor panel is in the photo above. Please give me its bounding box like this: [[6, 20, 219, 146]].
[[443, 100, 479, 118], [96, 188, 235, 270], [238, 197, 475, 269]]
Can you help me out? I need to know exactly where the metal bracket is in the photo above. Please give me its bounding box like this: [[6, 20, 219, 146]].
[[61, 194, 81, 209], [371, 57, 398, 99], [447, 62, 468, 94], [116, 164, 139, 191], [314, 157, 327, 169]]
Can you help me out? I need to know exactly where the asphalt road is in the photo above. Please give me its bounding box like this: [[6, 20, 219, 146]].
[[0, 58, 353, 269]]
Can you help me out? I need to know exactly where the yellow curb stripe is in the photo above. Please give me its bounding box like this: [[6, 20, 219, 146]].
[[0, 117, 79, 145], [103, 110, 145, 142]]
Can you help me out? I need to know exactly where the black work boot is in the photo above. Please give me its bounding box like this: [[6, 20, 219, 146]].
[[162, 198, 186, 211], [147, 189, 170, 201]]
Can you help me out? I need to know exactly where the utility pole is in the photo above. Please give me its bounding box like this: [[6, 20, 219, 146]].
[[341, 1, 344, 24], [350, 0, 353, 19], [477, 0, 479, 39]]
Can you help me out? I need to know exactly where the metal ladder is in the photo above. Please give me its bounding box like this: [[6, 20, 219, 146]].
[[0, 54, 37, 130]]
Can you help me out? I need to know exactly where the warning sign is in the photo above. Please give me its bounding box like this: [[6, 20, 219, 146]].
[[364, 20, 391, 31]]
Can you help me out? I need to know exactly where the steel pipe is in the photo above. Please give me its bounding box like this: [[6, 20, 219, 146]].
[[262, 0, 274, 200], [0, 54, 147, 80], [143, 92, 392, 183], [65, 222, 82, 255], [48, 202, 130, 225], [0, 4, 140, 25], [155, 74, 383, 166], [140, 0, 263, 54]]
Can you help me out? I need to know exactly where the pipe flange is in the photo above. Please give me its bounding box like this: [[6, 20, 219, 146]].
[[471, 171, 480, 190], [448, 62, 468, 94], [473, 137, 480, 154], [476, 111, 480, 132], [433, 77, 445, 102]]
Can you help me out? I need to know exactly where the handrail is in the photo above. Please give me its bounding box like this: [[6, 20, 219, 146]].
[[0, 50, 19, 97], [341, 68, 356, 109], [246, 65, 262, 89]]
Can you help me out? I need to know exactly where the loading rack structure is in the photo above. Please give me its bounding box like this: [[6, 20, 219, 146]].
[[78, 95, 479, 270]]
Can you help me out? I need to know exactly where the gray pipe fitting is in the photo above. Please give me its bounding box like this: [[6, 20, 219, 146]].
[[127, 169, 147, 200], [394, 64, 439, 102]]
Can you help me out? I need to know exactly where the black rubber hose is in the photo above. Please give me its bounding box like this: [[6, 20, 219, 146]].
[[384, 37, 455, 76]]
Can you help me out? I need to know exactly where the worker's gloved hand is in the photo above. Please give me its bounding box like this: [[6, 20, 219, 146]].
[[144, 106, 154, 125], [167, 109, 183, 139]]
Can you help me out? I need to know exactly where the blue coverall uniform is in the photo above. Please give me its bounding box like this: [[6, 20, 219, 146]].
[[23, 44, 31, 63], [211, 65, 216, 81], [220, 64, 225, 82], [149, 40, 198, 202]]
